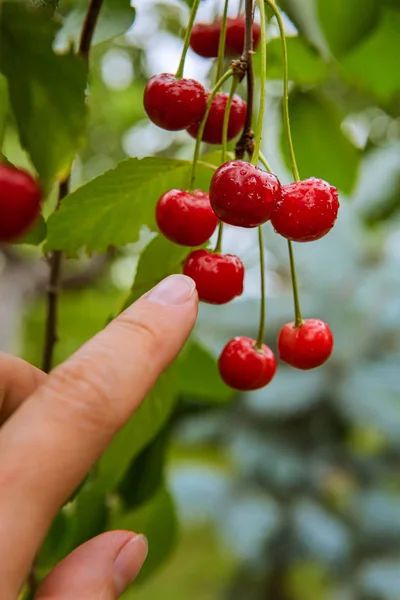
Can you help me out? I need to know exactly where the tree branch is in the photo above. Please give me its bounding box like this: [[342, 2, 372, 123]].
[[235, 0, 255, 160], [41, 0, 104, 377], [78, 0, 104, 60]]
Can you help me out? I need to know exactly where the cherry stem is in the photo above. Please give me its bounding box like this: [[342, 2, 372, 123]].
[[256, 225, 266, 348], [258, 151, 273, 173], [176, 0, 201, 79], [288, 239, 302, 326], [214, 222, 224, 253], [265, 0, 299, 181], [188, 69, 233, 191], [265, 0, 302, 327], [216, 0, 230, 83], [251, 0, 267, 165], [237, 0, 244, 17], [222, 76, 238, 163], [213, 75, 238, 255]]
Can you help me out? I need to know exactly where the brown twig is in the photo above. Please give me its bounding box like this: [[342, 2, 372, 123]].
[[78, 0, 104, 59], [34, 0, 105, 593], [41, 0, 104, 376], [235, 0, 255, 159]]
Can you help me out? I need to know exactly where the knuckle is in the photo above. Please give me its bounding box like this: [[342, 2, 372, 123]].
[[115, 309, 160, 354], [46, 357, 118, 433]]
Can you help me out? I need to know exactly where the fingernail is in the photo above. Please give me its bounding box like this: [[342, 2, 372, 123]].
[[113, 534, 148, 595], [146, 274, 196, 305]]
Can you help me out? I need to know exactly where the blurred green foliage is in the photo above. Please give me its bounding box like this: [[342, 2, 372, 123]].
[[2, 0, 400, 597]]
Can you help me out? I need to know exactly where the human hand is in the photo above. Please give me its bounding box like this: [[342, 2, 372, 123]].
[[0, 274, 198, 599]]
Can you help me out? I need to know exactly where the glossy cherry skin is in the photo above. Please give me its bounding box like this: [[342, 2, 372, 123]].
[[189, 18, 261, 58], [278, 319, 333, 370], [143, 73, 207, 131], [219, 336, 277, 390], [183, 249, 244, 304], [156, 189, 218, 246], [209, 160, 282, 228], [271, 178, 339, 242], [0, 163, 42, 242], [225, 16, 261, 55], [190, 22, 220, 58], [187, 93, 246, 144]]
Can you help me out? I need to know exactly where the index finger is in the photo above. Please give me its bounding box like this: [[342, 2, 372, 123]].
[[0, 274, 197, 596]]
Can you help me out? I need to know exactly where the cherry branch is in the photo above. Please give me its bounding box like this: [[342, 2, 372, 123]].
[[41, 0, 104, 375], [235, 0, 255, 160]]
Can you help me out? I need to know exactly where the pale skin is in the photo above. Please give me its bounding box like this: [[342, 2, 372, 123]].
[[0, 274, 198, 599]]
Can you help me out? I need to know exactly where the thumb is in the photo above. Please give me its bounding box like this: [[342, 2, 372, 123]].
[[36, 531, 148, 599]]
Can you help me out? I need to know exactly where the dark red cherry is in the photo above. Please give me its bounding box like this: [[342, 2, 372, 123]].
[[189, 22, 221, 58], [0, 163, 42, 242], [183, 249, 244, 304], [278, 319, 333, 370], [271, 178, 339, 242], [156, 189, 218, 246], [143, 73, 207, 131], [187, 93, 246, 144], [209, 160, 282, 228], [219, 336, 277, 390], [225, 16, 261, 55]]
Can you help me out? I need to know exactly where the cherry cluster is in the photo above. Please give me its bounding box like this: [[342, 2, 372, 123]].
[[143, 5, 340, 392], [143, 17, 251, 143], [0, 163, 42, 243]]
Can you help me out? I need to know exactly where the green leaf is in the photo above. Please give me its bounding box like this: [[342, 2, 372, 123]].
[[341, 9, 400, 102], [109, 487, 178, 584], [57, 0, 136, 50], [317, 0, 381, 57], [281, 91, 360, 194], [64, 488, 108, 551], [179, 341, 234, 403], [29, 0, 59, 18], [38, 488, 108, 569], [37, 511, 69, 568], [46, 157, 216, 255], [121, 234, 190, 311], [91, 368, 178, 494], [118, 427, 169, 510], [14, 214, 47, 246], [0, 2, 87, 185], [0, 74, 8, 147], [273, 0, 329, 57], [255, 36, 328, 86]]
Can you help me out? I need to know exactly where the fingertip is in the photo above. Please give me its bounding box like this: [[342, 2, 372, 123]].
[[141, 274, 197, 306], [36, 530, 146, 598], [113, 533, 149, 595]]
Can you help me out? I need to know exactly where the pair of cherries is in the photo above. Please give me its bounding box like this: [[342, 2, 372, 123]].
[[0, 163, 42, 243], [189, 15, 261, 58], [156, 160, 338, 390], [143, 14, 260, 142], [143, 74, 246, 144]]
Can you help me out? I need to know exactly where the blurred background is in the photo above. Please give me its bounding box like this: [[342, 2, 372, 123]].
[[2, 0, 400, 598]]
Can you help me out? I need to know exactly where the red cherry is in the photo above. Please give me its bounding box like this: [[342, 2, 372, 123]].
[[183, 248, 244, 304], [187, 93, 246, 144], [189, 18, 261, 59], [225, 16, 261, 56], [219, 336, 277, 390], [209, 160, 282, 228], [156, 189, 218, 246], [271, 178, 339, 242], [0, 163, 42, 242], [278, 319, 333, 370], [189, 22, 220, 58], [143, 73, 207, 131]]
